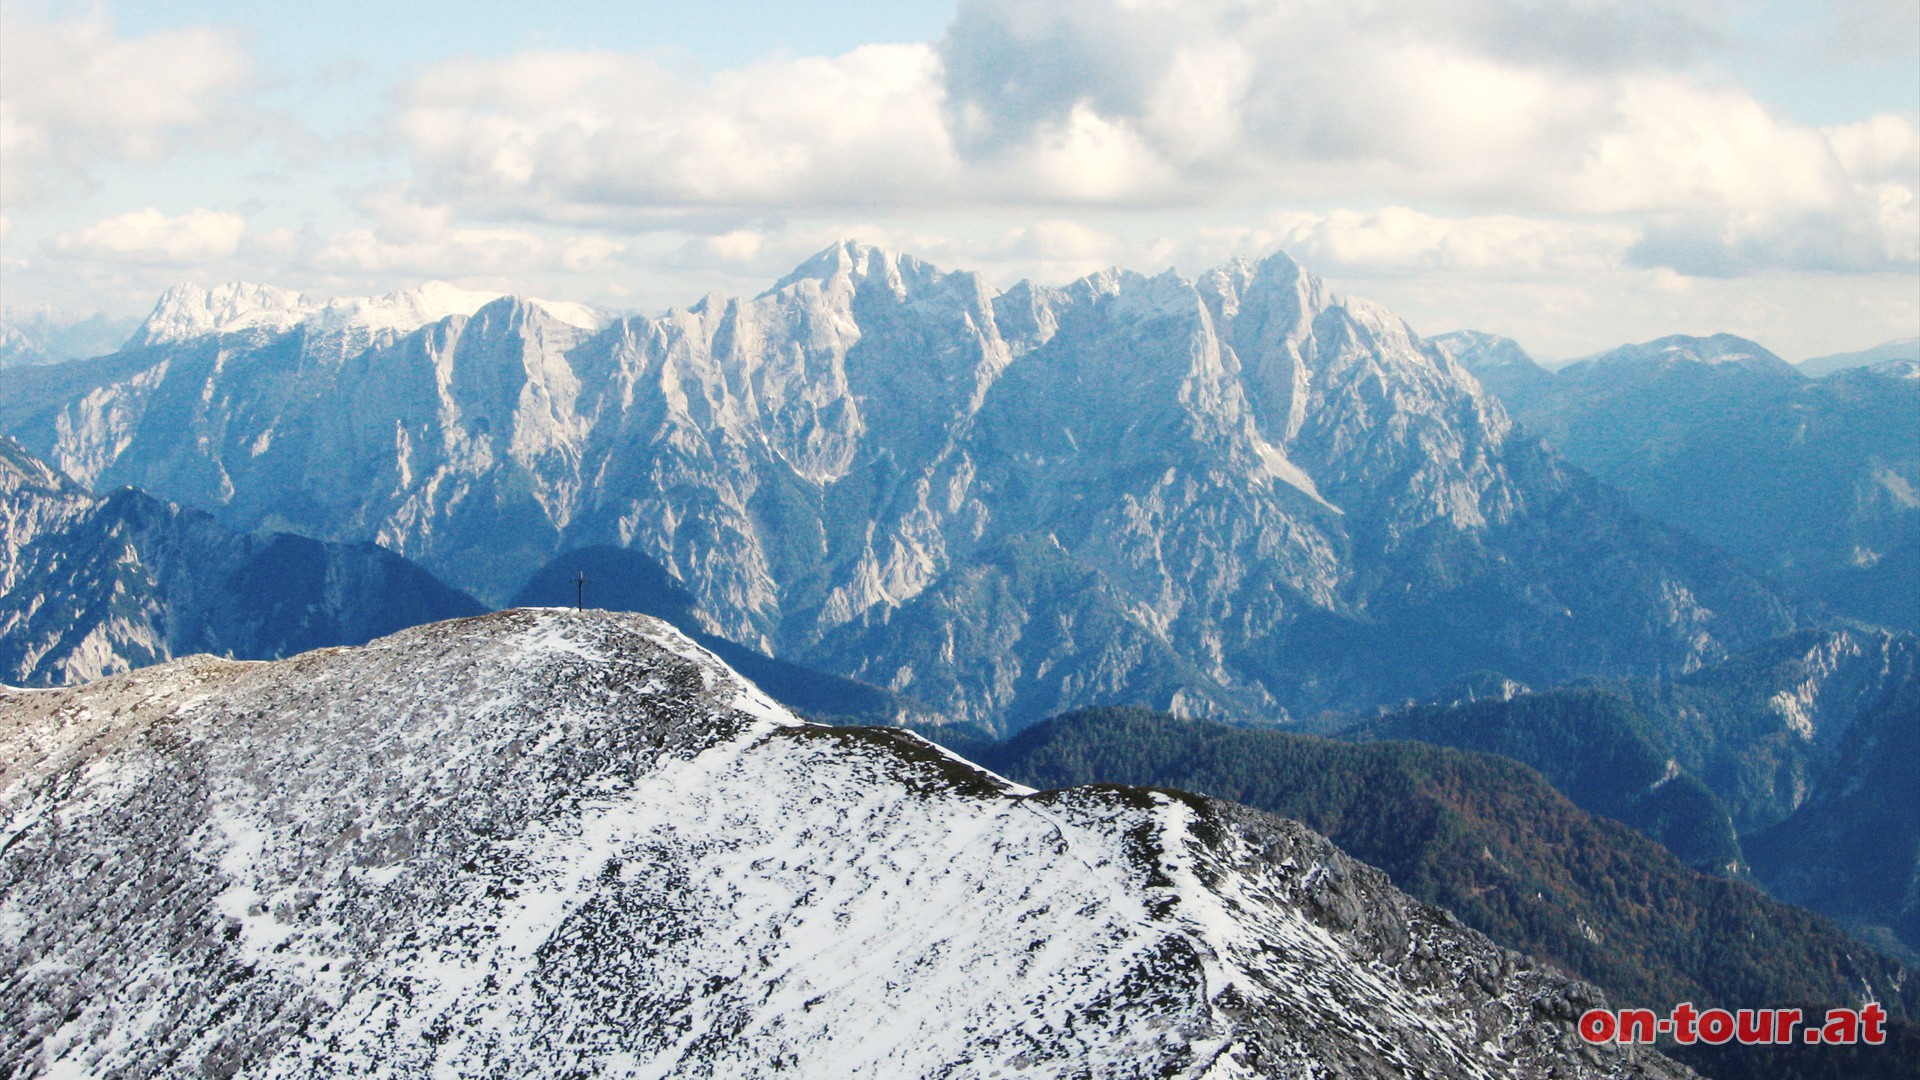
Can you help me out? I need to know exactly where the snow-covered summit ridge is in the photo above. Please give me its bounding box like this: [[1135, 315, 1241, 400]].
[[127, 281, 311, 346], [1429, 330, 1544, 373], [1568, 332, 1801, 379], [1800, 336, 1920, 377], [2, 609, 1689, 1078], [129, 280, 613, 347], [767, 239, 955, 300]]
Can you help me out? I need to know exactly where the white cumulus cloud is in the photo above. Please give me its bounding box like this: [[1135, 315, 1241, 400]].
[[0, 8, 254, 204], [374, 0, 1915, 282], [939, 0, 1889, 215], [397, 44, 959, 219], [1267, 208, 1635, 276], [55, 207, 247, 263], [312, 225, 627, 279]]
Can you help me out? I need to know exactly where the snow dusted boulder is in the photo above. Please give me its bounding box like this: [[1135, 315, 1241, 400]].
[[1, 610, 1688, 1077]]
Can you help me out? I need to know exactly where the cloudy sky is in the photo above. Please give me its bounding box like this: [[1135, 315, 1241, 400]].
[[2, 0, 1915, 360]]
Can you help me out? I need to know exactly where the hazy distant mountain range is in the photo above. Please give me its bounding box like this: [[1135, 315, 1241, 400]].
[[0, 309, 141, 368], [0, 244, 1796, 730], [1799, 337, 1920, 378], [1435, 330, 1919, 630]]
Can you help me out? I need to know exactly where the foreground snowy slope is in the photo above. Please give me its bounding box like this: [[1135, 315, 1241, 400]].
[[1, 610, 1686, 1077]]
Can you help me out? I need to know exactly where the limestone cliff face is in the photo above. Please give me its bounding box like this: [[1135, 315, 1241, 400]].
[[0, 245, 1792, 728]]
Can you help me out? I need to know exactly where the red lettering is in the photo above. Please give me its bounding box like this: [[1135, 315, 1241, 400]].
[[1862, 1003, 1887, 1045], [1775, 1007, 1802, 1044], [1698, 1008, 1735, 1045], [1822, 1008, 1858, 1044], [1587, 1003, 1877, 1048], [1670, 1002, 1699, 1044], [1618, 1008, 1657, 1044]]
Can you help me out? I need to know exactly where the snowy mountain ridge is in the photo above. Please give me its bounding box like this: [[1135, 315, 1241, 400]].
[[1, 609, 1688, 1077], [1799, 337, 1920, 377], [0, 309, 145, 367], [128, 279, 612, 348], [1560, 333, 1801, 379], [1429, 330, 1545, 373]]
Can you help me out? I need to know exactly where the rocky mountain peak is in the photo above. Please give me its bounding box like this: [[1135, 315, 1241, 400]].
[[0, 309, 145, 367], [0, 434, 75, 497], [129, 281, 313, 347], [1197, 251, 1322, 330], [1428, 331, 1556, 405], [769, 240, 948, 301], [0, 322, 45, 366], [310, 280, 503, 337], [1431, 330, 1543, 373]]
